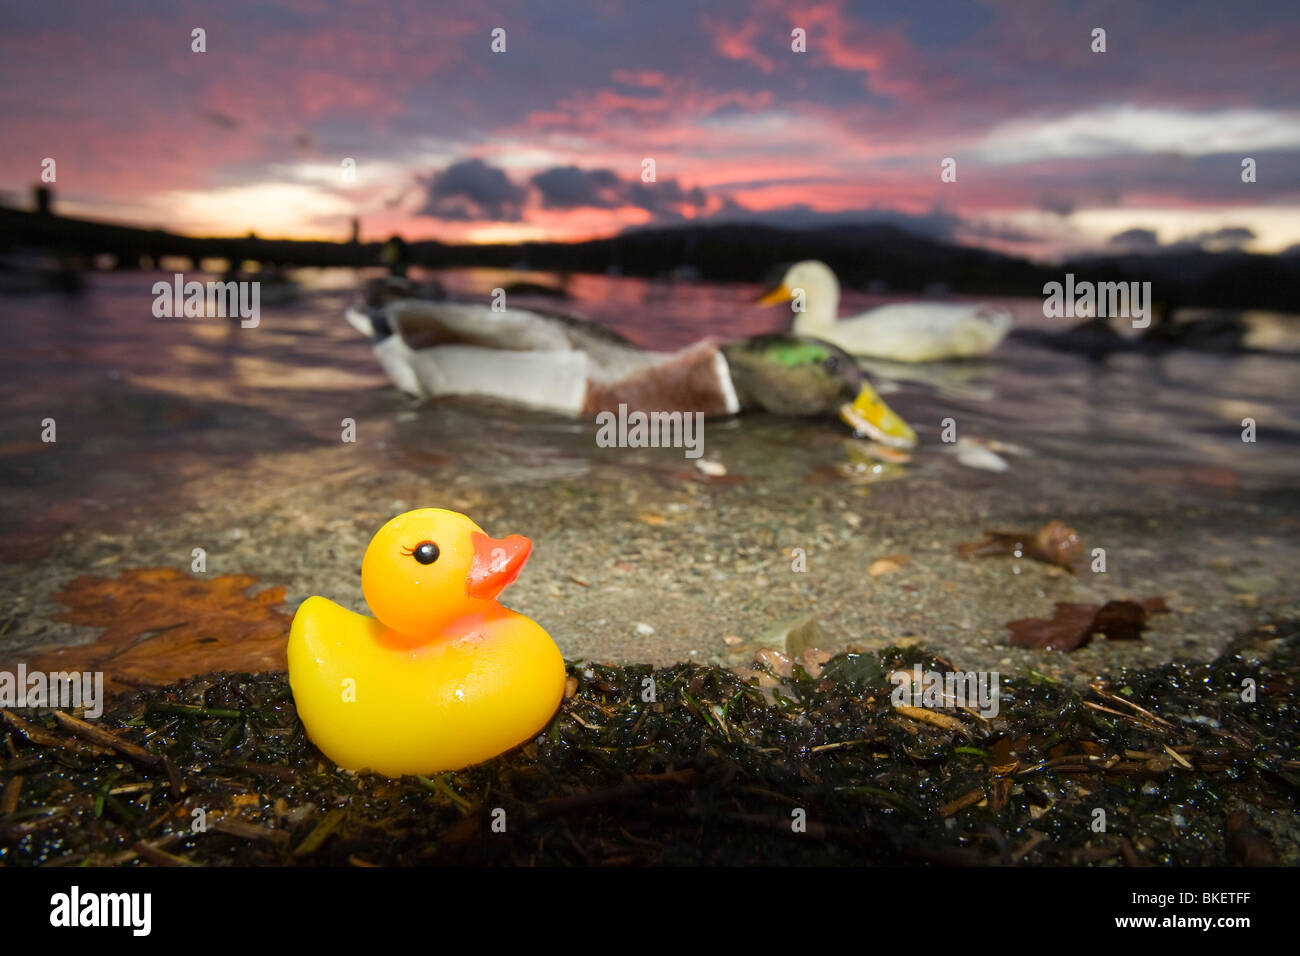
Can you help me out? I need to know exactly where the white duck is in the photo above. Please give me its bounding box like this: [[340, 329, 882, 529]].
[[759, 260, 1012, 363]]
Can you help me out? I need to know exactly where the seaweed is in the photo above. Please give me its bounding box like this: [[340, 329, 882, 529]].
[[0, 621, 1295, 866]]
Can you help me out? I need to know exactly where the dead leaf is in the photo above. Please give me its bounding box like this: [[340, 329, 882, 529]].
[[959, 520, 1083, 571], [800, 648, 833, 679], [869, 553, 910, 576], [1225, 810, 1279, 866], [11, 568, 291, 693], [1007, 598, 1169, 651], [754, 648, 794, 679]]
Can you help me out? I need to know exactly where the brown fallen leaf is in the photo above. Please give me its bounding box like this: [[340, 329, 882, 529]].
[[1225, 810, 1279, 866], [754, 648, 794, 679], [959, 520, 1084, 571], [800, 648, 834, 679], [1007, 597, 1169, 651], [868, 553, 910, 576], [9, 568, 291, 693]]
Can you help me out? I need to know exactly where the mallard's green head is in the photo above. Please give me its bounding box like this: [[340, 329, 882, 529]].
[[720, 334, 917, 447], [721, 334, 861, 416]]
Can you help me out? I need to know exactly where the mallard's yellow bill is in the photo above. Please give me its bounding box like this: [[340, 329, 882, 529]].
[[840, 383, 917, 449], [757, 283, 793, 306]]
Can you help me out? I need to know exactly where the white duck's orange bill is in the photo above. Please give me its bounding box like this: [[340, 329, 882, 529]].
[[756, 283, 793, 306]]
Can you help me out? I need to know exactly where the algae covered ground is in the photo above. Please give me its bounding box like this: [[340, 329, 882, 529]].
[[2, 620, 1295, 866]]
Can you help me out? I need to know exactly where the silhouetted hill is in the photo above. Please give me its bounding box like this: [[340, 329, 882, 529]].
[[0, 204, 389, 269], [1059, 249, 1300, 311], [411, 222, 1053, 294], [3, 204, 1298, 309]]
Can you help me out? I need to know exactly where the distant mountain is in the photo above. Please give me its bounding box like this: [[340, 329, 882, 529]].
[[411, 221, 1054, 295], [1058, 248, 1300, 311], [3, 204, 1297, 309]]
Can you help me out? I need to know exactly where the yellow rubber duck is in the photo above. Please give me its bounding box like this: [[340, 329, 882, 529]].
[[287, 508, 565, 776]]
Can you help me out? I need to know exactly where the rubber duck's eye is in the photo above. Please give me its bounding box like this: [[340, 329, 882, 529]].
[[405, 541, 439, 565]]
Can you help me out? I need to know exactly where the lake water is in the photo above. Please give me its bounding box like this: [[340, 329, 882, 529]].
[[2, 268, 1298, 679]]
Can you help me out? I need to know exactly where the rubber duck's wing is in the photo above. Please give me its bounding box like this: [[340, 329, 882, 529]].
[[289, 596, 385, 658]]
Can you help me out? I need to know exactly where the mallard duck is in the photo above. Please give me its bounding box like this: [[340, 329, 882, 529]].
[[345, 298, 917, 447], [758, 260, 1012, 362], [1010, 304, 1264, 360]]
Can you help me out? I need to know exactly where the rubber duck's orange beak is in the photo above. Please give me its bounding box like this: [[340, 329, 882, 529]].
[[467, 532, 532, 600]]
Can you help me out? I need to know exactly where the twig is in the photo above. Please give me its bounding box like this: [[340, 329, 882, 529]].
[[163, 755, 185, 796], [1, 775, 21, 815], [212, 818, 291, 847], [293, 808, 346, 856], [939, 788, 985, 818], [1, 711, 114, 759], [1013, 831, 1048, 862], [132, 838, 196, 867], [1081, 700, 1168, 732], [893, 705, 969, 733], [1089, 682, 1172, 727], [810, 738, 876, 753], [146, 702, 244, 720], [50, 711, 160, 767], [1163, 744, 1194, 770]]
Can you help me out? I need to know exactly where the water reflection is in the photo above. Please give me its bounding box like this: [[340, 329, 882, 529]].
[[1, 268, 1297, 561]]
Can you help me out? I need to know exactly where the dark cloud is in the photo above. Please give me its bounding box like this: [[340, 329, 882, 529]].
[[625, 178, 707, 218], [419, 158, 528, 221], [1195, 226, 1256, 247], [1108, 228, 1160, 250], [203, 110, 241, 129], [1109, 225, 1257, 254], [531, 166, 623, 208], [955, 219, 1045, 244], [1166, 226, 1257, 252], [1039, 194, 1075, 217], [531, 165, 708, 219]]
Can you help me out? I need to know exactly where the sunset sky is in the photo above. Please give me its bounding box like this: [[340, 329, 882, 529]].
[[2, 0, 1298, 259]]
